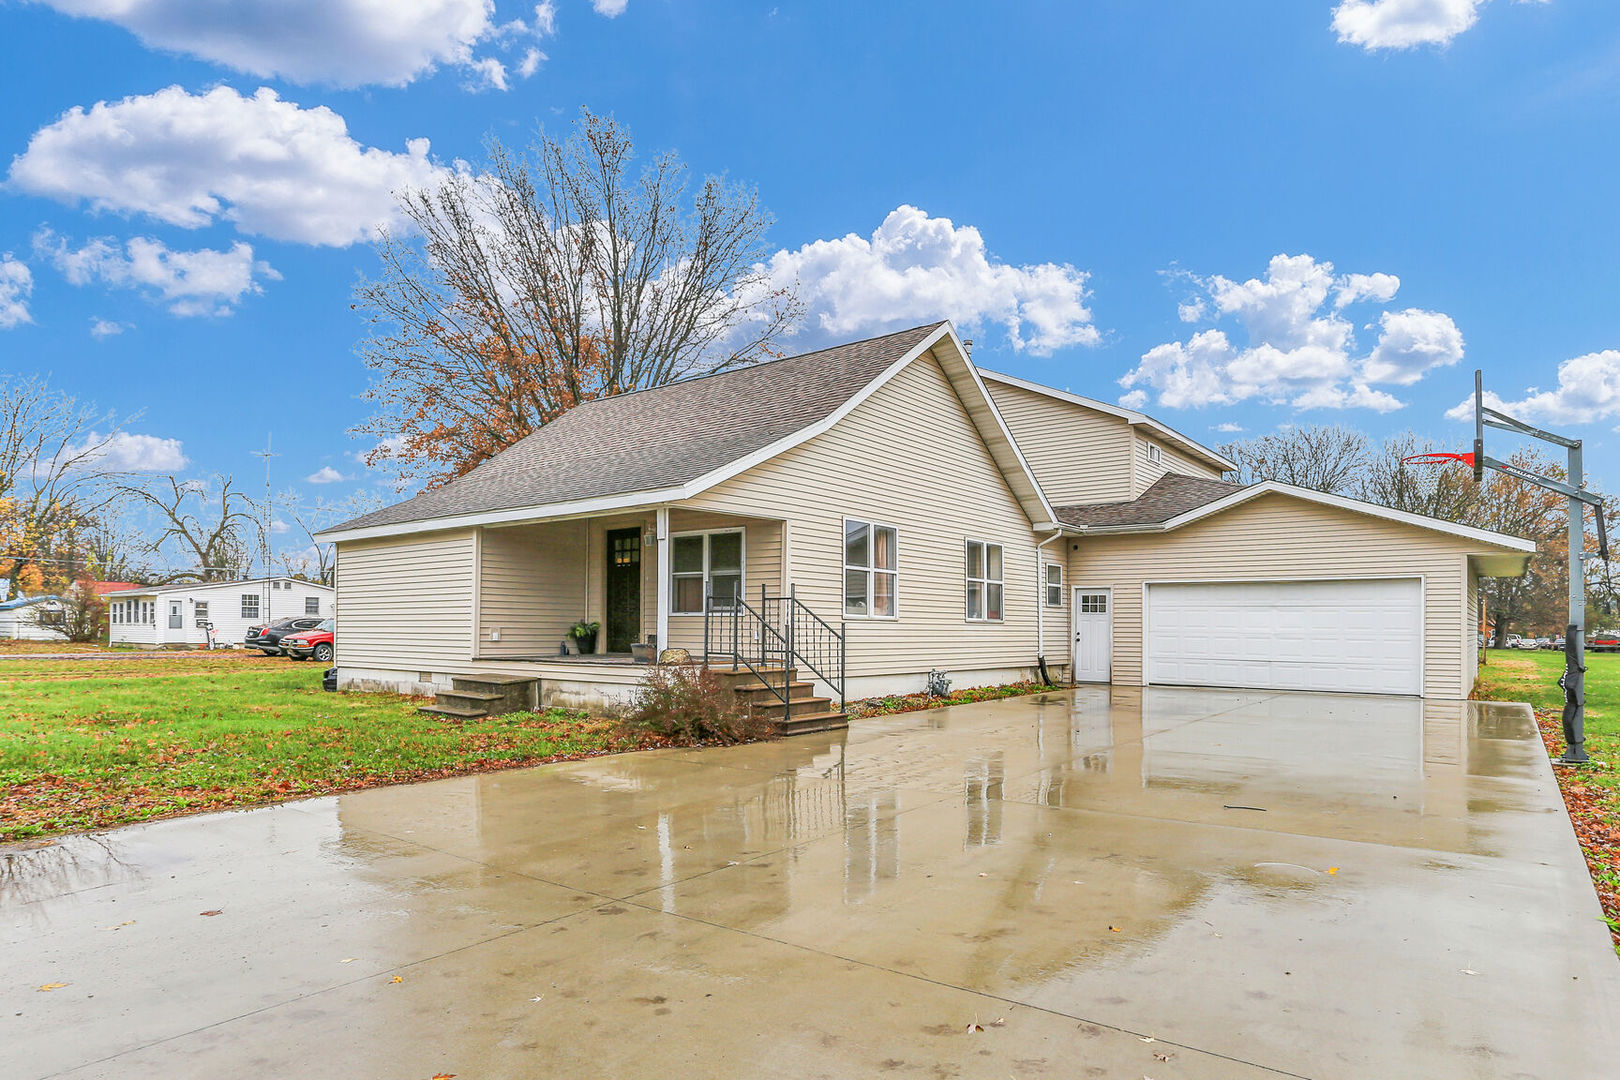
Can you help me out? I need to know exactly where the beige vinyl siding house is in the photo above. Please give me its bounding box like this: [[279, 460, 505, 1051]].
[[322, 320, 1531, 713], [684, 353, 1048, 692], [982, 378, 1135, 504]]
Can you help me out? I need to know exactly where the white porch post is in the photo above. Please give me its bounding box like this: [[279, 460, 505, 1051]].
[[655, 506, 671, 656]]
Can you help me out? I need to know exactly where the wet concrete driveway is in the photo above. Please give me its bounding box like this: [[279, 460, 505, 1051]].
[[6, 687, 1619, 1079]]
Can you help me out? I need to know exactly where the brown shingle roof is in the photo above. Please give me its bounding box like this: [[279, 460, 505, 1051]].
[[1055, 473, 1245, 529], [330, 323, 946, 534]]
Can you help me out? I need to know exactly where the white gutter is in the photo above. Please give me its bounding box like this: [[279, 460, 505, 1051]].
[[1035, 528, 1064, 668]]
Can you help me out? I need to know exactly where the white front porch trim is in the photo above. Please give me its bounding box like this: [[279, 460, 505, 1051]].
[[655, 505, 671, 654]]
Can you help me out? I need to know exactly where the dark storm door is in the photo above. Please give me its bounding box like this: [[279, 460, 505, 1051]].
[[605, 527, 642, 653]]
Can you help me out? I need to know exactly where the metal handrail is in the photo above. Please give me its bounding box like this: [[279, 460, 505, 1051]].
[[703, 584, 848, 720]]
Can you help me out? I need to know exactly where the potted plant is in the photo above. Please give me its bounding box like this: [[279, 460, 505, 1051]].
[[568, 619, 600, 654]]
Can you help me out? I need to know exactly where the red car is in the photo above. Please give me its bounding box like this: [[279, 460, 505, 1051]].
[[1589, 631, 1620, 653], [281, 619, 334, 663]]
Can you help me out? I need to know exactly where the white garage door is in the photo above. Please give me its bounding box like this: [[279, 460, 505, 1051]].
[[1146, 578, 1423, 696]]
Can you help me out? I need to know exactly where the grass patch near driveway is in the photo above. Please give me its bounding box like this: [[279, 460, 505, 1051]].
[[0, 655, 618, 842], [1474, 648, 1620, 952], [848, 680, 1061, 719]]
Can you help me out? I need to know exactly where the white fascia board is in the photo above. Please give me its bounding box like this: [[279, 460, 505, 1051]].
[[928, 327, 1059, 525], [316, 485, 690, 543], [978, 369, 1238, 472], [1154, 482, 1538, 551]]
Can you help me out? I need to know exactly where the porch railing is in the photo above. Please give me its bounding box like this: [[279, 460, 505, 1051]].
[[702, 584, 847, 725]]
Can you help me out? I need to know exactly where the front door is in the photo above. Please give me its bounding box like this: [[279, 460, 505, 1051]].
[[168, 601, 182, 630], [1072, 588, 1112, 683], [605, 527, 642, 653]]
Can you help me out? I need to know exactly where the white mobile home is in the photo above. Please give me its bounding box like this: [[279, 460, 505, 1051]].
[[106, 577, 334, 648], [0, 595, 67, 641]]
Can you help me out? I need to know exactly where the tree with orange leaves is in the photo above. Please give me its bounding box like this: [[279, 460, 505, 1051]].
[[353, 109, 803, 490]]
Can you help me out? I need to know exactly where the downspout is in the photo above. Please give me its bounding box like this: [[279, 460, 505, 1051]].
[[1035, 527, 1064, 685]]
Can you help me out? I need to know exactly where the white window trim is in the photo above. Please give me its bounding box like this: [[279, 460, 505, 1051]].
[[1145, 441, 1163, 464], [241, 593, 260, 620], [668, 527, 746, 616], [842, 517, 900, 620], [964, 538, 1006, 623], [1045, 561, 1065, 608]]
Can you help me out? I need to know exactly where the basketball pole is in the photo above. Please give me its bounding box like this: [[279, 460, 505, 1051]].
[[1471, 369, 1606, 764]]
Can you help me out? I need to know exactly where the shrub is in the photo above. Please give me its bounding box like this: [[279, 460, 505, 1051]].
[[621, 663, 774, 745]]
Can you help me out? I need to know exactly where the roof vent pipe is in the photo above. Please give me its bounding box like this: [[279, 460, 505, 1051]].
[[962, 339, 973, 357]]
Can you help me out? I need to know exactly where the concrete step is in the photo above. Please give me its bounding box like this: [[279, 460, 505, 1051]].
[[418, 702, 487, 721], [435, 690, 508, 714], [448, 675, 537, 713], [732, 680, 819, 703], [714, 667, 797, 690], [746, 694, 836, 719], [772, 711, 849, 737]]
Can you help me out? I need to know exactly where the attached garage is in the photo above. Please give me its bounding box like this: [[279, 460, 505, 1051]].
[[1058, 478, 1536, 700], [1144, 578, 1423, 695]]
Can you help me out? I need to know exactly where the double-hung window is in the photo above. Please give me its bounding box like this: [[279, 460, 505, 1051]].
[[670, 529, 744, 614], [965, 540, 1004, 621], [305, 596, 320, 615], [1045, 563, 1064, 608], [844, 519, 897, 618], [194, 601, 209, 626], [241, 593, 260, 620]]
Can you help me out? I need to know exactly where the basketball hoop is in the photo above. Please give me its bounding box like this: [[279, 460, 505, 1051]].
[[1399, 451, 1475, 500]]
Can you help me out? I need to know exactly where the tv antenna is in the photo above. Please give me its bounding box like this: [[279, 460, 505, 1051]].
[[1405, 370, 1608, 763], [250, 433, 279, 613]]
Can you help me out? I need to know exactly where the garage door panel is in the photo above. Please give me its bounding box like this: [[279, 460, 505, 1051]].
[[1147, 579, 1422, 696]]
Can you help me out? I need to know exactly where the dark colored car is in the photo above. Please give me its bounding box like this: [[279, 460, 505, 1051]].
[[245, 616, 325, 656], [282, 619, 335, 663]]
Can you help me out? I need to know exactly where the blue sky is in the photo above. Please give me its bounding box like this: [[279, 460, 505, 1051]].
[[3, 0, 1619, 526]]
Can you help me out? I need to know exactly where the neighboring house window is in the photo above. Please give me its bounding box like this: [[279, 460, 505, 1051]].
[[242, 594, 260, 620], [965, 540, 1004, 621], [670, 529, 744, 613], [1045, 563, 1064, 608], [844, 520, 898, 618], [195, 601, 209, 625], [305, 596, 320, 615]]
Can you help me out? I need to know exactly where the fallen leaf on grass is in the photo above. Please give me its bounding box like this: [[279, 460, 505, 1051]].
[[198, 909, 222, 917], [37, 983, 67, 992]]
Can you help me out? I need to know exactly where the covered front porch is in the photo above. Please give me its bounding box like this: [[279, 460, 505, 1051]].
[[464, 505, 788, 710]]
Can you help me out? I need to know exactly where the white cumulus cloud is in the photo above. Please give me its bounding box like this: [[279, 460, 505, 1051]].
[[1122, 253, 1462, 413], [0, 254, 32, 329], [764, 205, 1100, 356], [8, 86, 454, 248], [89, 316, 127, 338], [70, 431, 189, 473], [592, 0, 628, 15], [1447, 349, 1620, 425], [35, 0, 504, 88], [306, 466, 346, 484], [37, 230, 279, 317], [1333, 0, 1549, 52]]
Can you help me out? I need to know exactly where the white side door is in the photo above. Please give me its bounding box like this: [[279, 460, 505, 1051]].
[[1072, 588, 1112, 683]]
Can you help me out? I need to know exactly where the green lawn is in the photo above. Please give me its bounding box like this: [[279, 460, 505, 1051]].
[[1474, 648, 1620, 950], [0, 653, 618, 842]]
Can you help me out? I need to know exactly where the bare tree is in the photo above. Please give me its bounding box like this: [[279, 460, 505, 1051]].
[[270, 489, 385, 585], [353, 108, 803, 489], [1357, 432, 1483, 523], [1217, 425, 1370, 493], [0, 374, 124, 592], [120, 476, 253, 582]]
